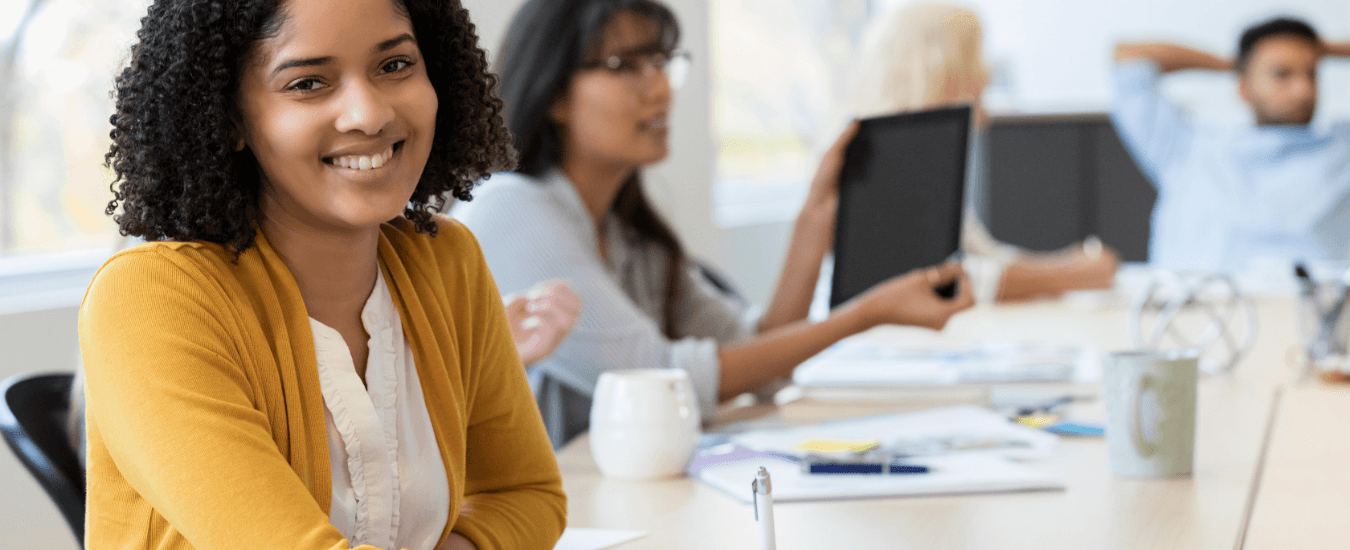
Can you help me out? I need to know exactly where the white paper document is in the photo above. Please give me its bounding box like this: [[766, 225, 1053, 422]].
[[695, 406, 1065, 502], [553, 528, 647, 550], [732, 405, 1059, 459], [698, 451, 1063, 503]]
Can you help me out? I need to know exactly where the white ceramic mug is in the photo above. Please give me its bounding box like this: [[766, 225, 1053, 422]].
[[589, 369, 701, 479], [1102, 350, 1198, 477]]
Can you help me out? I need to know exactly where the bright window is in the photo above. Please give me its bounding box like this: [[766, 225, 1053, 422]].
[[0, 0, 146, 257], [709, 0, 872, 226]]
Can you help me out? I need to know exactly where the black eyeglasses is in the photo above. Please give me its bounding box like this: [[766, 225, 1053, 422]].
[[580, 49, 692, 90]]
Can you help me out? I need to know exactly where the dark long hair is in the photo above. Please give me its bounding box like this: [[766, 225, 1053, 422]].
[[104, 0, 515, 253], [496, 0, 686, 337]]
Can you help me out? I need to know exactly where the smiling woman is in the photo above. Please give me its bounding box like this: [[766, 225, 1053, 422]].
[[80, 0, 562, 549]]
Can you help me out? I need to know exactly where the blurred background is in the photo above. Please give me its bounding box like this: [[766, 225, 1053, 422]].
[[3, 0, 1350, 545]]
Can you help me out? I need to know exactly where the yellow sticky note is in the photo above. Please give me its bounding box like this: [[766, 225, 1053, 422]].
[[1014, 414, 1059, 429], [794, 438, 879, 453]]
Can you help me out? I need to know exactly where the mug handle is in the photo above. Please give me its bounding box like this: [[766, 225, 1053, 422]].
[[1130, 373, 1159, 458]]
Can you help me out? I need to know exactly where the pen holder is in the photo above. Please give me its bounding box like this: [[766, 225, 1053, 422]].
[[1293, 271, 1350, 382], [589, 369, 701, 479]]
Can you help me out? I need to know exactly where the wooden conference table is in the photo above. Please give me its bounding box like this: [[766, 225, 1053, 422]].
[[555, 294, 1330, 550], [1243, 384, 1350, 550]]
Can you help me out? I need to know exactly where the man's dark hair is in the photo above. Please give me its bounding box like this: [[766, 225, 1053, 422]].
[[1236, 17, 1320, 73], [105, 0, 516, 254]]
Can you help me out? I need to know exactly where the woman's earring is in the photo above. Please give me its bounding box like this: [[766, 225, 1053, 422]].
[[234, 138, 246, 152]]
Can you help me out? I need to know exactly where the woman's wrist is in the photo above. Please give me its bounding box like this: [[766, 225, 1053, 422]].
[[830, 299, 877, 335], [796, 200, 835, 232]]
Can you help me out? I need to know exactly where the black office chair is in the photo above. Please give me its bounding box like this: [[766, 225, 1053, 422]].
[[0, 372, 84, 545]]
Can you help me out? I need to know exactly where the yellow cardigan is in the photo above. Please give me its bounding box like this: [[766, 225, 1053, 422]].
[[79, 217, 565, 550]]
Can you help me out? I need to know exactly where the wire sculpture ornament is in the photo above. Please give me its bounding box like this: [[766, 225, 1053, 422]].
[[1128, 272, 1258, 375]]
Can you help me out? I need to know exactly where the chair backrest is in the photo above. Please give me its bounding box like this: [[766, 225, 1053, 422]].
[[986, 113, 1157, 262], [0, 372, 85, 544], [694, 258, 747, 305]]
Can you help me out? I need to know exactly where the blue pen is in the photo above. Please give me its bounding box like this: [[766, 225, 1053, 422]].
[[804, 460, 929, 475]]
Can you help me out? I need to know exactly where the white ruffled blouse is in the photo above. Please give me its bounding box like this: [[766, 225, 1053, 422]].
[[309, 269, 450, 550]]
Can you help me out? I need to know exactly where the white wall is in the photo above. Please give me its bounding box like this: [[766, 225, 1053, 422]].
[[880, 0, 1350, 126], [0, 306, 82, 549], [462, 0, 520, 54]]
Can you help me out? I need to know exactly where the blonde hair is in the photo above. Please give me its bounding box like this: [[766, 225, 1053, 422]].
[[848, 3, 985, 118]]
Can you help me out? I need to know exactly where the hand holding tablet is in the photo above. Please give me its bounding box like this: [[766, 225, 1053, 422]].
[[830, 106, 973, 309]]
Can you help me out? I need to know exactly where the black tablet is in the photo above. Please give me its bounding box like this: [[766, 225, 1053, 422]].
[[829, 105, 971, 309]]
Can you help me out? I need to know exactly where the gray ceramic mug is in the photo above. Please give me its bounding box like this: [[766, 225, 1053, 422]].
[[1103, 350, 1199, 477]]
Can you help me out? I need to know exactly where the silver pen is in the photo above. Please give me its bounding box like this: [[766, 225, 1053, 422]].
[[752, 466, 776, 550]]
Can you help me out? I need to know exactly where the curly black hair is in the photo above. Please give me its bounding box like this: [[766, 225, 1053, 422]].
[[105, 0, 516, 253]]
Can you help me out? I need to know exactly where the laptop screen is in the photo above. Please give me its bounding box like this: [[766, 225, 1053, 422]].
[[829, 105, 971, 309]]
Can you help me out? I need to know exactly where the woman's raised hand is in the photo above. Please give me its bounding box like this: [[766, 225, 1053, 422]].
[[503, 281, 582, 366], [803, 121, 862, 222], [849, 262, 974, 331]]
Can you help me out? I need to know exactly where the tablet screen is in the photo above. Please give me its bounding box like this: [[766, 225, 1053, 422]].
[[829, 106, 970, 308]]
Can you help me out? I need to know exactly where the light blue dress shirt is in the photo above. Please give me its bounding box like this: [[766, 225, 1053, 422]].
[[1111, 60, 1350, 271]]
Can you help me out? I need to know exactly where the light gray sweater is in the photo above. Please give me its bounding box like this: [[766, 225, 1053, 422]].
[[451, 170, 756, 447]]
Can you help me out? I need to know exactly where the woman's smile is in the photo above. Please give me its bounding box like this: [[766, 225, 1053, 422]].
[[323, 140, 405, 171], [637, 113, 668, 136]]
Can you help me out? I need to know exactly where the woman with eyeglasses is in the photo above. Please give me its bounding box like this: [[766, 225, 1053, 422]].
[[452, 0, 974, 447]]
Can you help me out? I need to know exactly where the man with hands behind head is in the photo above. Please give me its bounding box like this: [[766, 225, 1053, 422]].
[[1114, 17, 1350, 272]]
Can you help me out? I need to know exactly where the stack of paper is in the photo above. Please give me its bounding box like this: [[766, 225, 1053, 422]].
[[791, 339, 1084, 387]]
